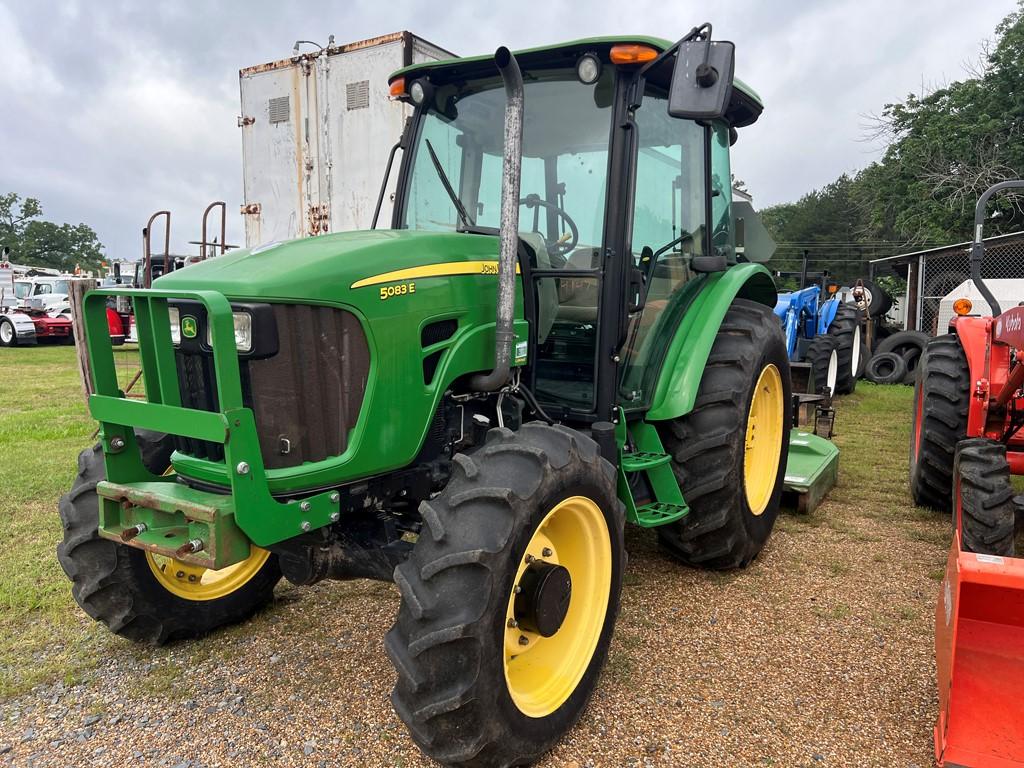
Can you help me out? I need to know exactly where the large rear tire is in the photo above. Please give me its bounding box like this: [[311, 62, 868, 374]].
[[57, 435, 281, 644], [909, 335, 970, 511], [954, 439, 1016, 556], [657, 299, 792, 570], [857, 280, 893, 318], [827, 303, 862, 394], [386, 424, 624, 767]]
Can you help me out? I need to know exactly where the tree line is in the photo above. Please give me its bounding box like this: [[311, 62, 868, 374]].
[[0, 193, 106, 274], [761, 2, 1024, 285]]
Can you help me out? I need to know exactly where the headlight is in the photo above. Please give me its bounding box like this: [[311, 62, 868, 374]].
[[207, 311, 252, 352], [168, 306, 181, 345]]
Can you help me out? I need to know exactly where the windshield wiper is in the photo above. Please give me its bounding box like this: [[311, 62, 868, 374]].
[[425, 139, 475, 230]]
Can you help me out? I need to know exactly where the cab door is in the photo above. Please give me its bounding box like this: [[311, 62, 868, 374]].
[[619, 82, 731, 407]]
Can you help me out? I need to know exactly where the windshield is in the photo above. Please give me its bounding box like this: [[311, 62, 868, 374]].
[[53, 280, 71, 295], [13, 281, 30, 299], [401, 67, 615, 261]]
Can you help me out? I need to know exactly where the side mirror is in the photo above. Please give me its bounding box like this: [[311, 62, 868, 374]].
[[668, 40, 735, 120]]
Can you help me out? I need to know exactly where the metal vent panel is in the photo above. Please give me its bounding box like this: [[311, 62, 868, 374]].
[[346, 80, 370, 110], [268, 95, 290, 123], [248, 305, 369, 469]]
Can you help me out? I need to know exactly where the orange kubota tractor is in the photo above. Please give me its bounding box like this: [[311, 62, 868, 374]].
[[911, 180, 1024, 768]]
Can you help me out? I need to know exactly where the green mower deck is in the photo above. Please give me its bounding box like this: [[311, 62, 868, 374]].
[[782, 429, 840, 514]]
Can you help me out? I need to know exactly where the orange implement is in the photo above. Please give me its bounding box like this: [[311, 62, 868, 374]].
[[936, 533, 1024, 767]]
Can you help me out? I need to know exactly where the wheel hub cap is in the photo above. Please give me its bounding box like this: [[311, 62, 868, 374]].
[[514, 560, 572, 637]]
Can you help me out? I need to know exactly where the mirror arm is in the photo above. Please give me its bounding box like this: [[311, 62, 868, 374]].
[[636, 23, 711, 80], [629, 23, 713, 110]]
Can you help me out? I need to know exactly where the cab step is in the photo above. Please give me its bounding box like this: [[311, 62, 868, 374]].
[[632, 501, 689, 527], [620, 450, 671, 472]]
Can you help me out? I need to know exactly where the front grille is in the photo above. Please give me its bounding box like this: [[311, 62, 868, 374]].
[[173, 304, 369, 471], [174, 351, 224, 461]]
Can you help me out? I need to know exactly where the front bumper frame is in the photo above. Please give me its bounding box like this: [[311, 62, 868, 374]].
[[84, 288, 342, 564]]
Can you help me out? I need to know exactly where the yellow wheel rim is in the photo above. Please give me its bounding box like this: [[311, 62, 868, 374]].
[[743, 363, 785, 516], [146, 547, 270, 601], [146, 464, 270, 601], [503, 496, 611, 718]]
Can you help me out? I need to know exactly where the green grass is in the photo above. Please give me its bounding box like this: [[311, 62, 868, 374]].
[[0, 345, 145, 697]]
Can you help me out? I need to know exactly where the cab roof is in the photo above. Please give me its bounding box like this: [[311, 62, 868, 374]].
[[390, 35, 763, 128]]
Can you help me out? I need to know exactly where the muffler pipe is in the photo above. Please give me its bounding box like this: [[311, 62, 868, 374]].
[[471, 46, 523, 392], [971, 179, 1024, 317]]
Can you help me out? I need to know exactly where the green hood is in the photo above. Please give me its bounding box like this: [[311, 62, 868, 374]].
[[154, 229, 503, 304]]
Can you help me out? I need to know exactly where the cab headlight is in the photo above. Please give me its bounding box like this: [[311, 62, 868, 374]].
[[207, 311, 252, 352]]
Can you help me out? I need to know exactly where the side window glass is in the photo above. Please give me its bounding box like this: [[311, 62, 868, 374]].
[[710, 124, 733, 259]]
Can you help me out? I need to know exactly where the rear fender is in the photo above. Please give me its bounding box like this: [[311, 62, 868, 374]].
[[647, 264, 776, 421], [5, 312, 38, 341], [953, 315, 1013, 437], [817, 297, 840, 335]]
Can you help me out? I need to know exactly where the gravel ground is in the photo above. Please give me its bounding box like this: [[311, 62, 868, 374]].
[[0, 385, 946, 767]]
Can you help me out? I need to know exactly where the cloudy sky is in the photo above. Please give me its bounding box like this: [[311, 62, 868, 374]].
[[0, 1, 1015, 262]]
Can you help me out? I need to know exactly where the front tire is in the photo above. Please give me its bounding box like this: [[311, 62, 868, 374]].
[[386, 424, 624, 767], [910, 335, 969, 511], [57, 436, 281, 644], [805, 334, 839, 395], [827, 304, 862, 394], [657, 299, 792, 569], [954, 439, 1016, 556], [0, 318, 17, 347]]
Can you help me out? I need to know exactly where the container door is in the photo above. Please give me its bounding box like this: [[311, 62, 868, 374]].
[[239, 60, 322, 246]]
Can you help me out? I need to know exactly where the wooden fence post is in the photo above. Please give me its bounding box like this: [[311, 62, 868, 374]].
[[69, 278, 97, 403]]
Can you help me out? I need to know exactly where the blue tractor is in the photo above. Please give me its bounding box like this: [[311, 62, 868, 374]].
[[774, 257, 862, 396]]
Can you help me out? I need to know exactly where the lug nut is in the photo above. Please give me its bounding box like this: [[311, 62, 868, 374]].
[[329, 511, 341, 523], [518, 635, 529, 646], [236, 461, 250, 475], [514, 585, 522, 594], [525, 554, 535, 564], [507, 618, 518, 628], [109, 437, 125, 452], [329, 492, 340, 503], [301, 521, 312, 532], [300, 501, 311, 512], [541, 547, 553, 558]]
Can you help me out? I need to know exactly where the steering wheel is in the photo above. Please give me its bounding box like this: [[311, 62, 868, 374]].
[[520, 194, 579, 264]]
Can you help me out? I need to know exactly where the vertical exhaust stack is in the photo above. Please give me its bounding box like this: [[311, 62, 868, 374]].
[[472, 46, 524, 392], [971, 180, 1024, 318]]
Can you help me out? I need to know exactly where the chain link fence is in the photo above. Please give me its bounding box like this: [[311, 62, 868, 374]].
[[870, 231, 1024, 335]]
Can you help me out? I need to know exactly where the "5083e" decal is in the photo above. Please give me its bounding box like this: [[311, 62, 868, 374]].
[[380, 282, 416, 301]]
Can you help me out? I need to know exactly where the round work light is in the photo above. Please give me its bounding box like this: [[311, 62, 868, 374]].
[[576, 54, 601, 85]]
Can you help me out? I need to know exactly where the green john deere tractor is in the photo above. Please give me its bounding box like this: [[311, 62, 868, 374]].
[[58, 25, 836, 767]]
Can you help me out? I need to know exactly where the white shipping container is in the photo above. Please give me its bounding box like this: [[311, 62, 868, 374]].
[[239, 31, 454, 246]]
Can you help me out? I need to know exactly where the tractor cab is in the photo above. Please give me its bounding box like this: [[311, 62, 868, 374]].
[[387, 34, 764, 420]]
